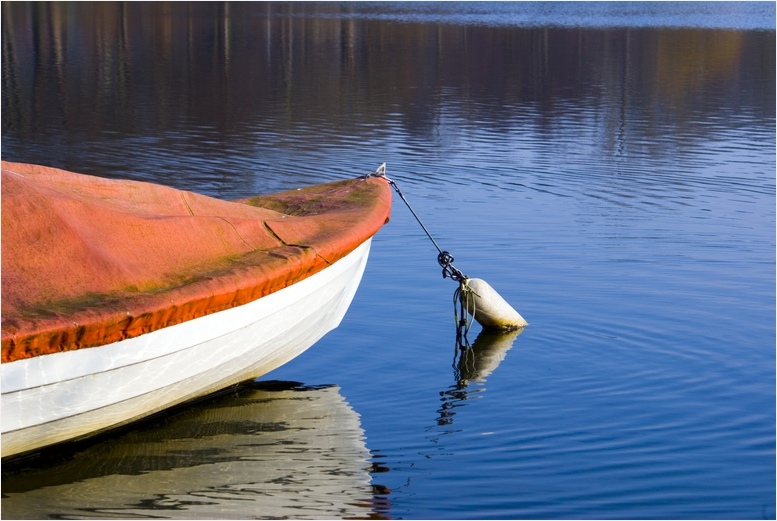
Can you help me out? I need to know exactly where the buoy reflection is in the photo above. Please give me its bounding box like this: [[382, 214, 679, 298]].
[[455, 327, 523, 384], [437, 328, 523, 426]]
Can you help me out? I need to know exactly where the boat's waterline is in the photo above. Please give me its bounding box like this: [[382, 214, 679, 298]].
[[1, 239, 372, 458]]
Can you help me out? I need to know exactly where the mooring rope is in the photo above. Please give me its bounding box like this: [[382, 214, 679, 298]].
[[453, 282, 476, 347], [366, 164, 474, 345]]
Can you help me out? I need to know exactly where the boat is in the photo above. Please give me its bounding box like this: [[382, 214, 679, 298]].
[[1, 161, 392, 459]]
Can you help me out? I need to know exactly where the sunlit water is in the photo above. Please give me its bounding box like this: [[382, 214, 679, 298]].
[[2, 3, 775, 519]]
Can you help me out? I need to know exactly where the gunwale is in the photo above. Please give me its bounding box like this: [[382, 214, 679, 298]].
[[1, 162, 391, 363]]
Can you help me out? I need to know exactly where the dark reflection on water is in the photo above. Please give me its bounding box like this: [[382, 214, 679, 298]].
[[438, 329, 523, 427], [2, 2, 774, 198], [2, 2, 775, 519], [1, 381, 389, 520]]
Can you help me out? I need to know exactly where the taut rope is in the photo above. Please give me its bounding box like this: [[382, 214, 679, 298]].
[[366, 164, 475, 345]]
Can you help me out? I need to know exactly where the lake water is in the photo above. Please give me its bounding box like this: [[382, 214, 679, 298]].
[[1, 2, 775, 519]]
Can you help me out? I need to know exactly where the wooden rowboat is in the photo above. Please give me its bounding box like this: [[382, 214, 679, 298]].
[[1, 161, 392, 459]]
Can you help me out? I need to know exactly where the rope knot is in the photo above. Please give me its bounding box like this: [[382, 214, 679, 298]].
[[438, 251, 467, 282]]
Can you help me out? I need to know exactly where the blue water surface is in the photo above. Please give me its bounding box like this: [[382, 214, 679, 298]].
[[328, 1, 776, 30], [2, 2, 774, 519]]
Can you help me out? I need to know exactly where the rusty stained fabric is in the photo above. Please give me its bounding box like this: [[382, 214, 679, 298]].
[[1, 162, 391, 363]]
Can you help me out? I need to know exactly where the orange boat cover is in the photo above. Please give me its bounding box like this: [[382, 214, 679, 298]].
[[1, 161, 391, 363]]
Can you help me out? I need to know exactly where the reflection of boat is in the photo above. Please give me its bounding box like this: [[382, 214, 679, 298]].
[[1, 162, 391, 458], [1, 381, 389, 519]]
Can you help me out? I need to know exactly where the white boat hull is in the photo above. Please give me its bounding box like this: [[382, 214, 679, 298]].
[[1, 240, 373, 458]]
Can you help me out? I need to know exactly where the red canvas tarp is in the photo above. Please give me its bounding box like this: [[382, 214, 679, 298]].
[[1, 162, 391, 363]]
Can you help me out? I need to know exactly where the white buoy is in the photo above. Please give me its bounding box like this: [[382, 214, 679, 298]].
[[380, 173, 529, 331], [460, 278, 527, 330]]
